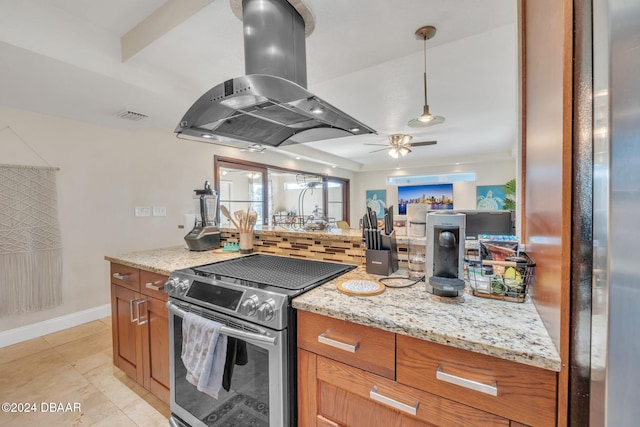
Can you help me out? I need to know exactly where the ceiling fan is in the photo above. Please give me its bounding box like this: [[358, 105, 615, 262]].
[[365, 134, 437, 158]]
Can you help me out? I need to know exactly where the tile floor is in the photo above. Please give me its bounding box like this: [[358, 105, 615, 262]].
[[0, 317, 170, 426]]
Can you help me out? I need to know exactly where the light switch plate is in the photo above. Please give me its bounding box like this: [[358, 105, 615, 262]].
[[135, 206, 151, 217], [153, 206, 167, 217]]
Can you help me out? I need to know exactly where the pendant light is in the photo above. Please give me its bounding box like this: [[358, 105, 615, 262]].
[[408, 26, 445, 127]]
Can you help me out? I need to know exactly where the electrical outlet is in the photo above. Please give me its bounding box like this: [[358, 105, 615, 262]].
[[153, 206, 167, 217], [135, 206, 151, 217]]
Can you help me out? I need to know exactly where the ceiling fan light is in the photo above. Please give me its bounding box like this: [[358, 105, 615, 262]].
[[399, 147, 410, 156], [388, 148, 399, 158]]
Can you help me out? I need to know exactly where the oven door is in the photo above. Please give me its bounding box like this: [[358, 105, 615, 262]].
[[167, 300, 288, 427]]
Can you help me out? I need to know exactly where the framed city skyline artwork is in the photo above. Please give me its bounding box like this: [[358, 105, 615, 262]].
[[397, 184, 453, 215]]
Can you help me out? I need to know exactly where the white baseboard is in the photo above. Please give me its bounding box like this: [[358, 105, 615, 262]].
[[0, 304, 111, 348]]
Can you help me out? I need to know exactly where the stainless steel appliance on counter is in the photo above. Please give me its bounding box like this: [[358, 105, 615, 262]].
[[425, 212, 466, 297], [184, 181, 220, 251], [165, 254, 355, 427]]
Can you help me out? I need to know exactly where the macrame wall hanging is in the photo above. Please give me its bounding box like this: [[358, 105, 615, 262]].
[[0, 126, 63, 316]]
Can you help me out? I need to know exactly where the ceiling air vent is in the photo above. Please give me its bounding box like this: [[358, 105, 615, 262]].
[[114, 109, 149, 122]]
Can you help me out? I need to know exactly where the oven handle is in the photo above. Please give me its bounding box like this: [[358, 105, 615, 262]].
[[166, 301, 277, 346]]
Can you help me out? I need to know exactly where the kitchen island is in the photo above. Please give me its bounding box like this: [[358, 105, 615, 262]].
[[106, 245, 559, 370], [106, 246, 560, 426]]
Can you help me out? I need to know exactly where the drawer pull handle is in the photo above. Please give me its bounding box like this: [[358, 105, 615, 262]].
[[113, 273, 130, 280], [145, 280, 165, 291], [135, 300, 147, 325], [129, 298, 140, 323], [369, 385, 419, 416], [436, 365, 498, 396], [317, 333, 359, 353]]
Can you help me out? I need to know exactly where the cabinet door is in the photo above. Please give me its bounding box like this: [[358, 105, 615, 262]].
[[141, 295, 170, 405], [111, 284, 144, 383]]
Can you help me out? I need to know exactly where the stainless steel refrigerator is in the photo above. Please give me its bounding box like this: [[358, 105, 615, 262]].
[[584, 0, 640, 425]]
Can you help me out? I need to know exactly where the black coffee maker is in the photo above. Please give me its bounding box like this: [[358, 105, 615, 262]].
[[425, 212, 466, 297], [184, 181, 221, 251]]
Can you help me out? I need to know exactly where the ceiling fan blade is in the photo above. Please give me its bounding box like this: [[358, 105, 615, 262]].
[[363, 143, 390, 147], [407, 140, 437, 147], [369, 147, 389, 153]]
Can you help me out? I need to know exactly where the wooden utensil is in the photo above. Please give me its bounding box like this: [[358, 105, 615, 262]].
[[220, 205, 241, 230], [234, 210, 247, 232], [248, 211, 258, 230]]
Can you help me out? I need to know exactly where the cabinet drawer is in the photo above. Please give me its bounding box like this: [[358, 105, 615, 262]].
[[297, 311, 395, 379], [140, 270, 169, 302], [316, 355, 509, 427], [396, 335, 557, 427], [110, 263, 140, 292]]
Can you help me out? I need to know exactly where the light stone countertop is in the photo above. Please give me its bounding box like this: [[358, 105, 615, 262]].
[[105, 246, 561, 372], [104, 246, 246, 276], [292, 267, 562, 372]]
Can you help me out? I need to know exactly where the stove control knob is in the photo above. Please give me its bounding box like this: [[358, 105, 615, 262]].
[[240, 295, 259, 316], [177, 279, 190, 293], [164, 277, 179, 292], [257, 298, 276, 322]]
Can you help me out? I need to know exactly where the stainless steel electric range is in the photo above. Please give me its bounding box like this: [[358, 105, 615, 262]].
[[166, 253, 355, 427]]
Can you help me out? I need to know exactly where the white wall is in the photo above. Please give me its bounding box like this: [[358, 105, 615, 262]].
[[351, 159, 516, 224], [0, 106, 352, 333]]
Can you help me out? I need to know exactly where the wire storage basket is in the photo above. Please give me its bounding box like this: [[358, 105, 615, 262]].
[[466, 252, 536, 303]]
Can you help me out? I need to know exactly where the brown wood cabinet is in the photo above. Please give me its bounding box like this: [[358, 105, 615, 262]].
[[297, 311, 557, 427], [110, 263, 170, 404], [396, 335, 557, 427]]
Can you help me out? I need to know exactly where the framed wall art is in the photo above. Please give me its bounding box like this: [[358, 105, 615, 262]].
[[365, 189, 386, 217], [476, 185, 506, 210], [397, 184, 453, 215]]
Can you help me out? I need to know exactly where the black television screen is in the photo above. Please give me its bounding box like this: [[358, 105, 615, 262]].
[[453, 210, 514, 239]]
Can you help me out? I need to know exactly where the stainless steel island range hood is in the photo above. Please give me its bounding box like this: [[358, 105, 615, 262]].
[[176, 0, 375, 147]]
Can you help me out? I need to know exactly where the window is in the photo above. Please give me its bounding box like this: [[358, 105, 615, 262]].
[[213, 156, 350, 228], [215, 159, 267, 227]]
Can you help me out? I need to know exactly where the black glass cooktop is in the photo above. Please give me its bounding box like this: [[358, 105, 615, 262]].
[[191, 254, 355, 291]]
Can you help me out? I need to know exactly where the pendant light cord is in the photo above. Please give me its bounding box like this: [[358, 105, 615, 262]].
[[423, 36, 428, 107]]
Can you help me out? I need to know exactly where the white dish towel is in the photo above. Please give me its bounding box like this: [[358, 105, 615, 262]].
[[181, 312, 228, 399]]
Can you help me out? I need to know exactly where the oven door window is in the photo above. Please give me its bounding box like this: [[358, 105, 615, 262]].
[[171, 313, 287, 427]]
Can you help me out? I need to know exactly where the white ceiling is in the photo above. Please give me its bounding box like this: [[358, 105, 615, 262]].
[[0, 0, 518, 172]]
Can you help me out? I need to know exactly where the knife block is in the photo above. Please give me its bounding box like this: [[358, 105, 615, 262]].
[[365, 232, 399, 275]]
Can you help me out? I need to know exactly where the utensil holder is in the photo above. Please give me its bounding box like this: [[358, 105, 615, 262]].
[[239, 233, 254, 254], [366, 231, 398, 275]]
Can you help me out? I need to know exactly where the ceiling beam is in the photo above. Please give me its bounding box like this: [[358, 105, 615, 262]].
[[121, 0, 215, 61]]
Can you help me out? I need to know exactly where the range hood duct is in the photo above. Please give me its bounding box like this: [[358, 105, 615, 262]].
[[175, 0, 375, 147]]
